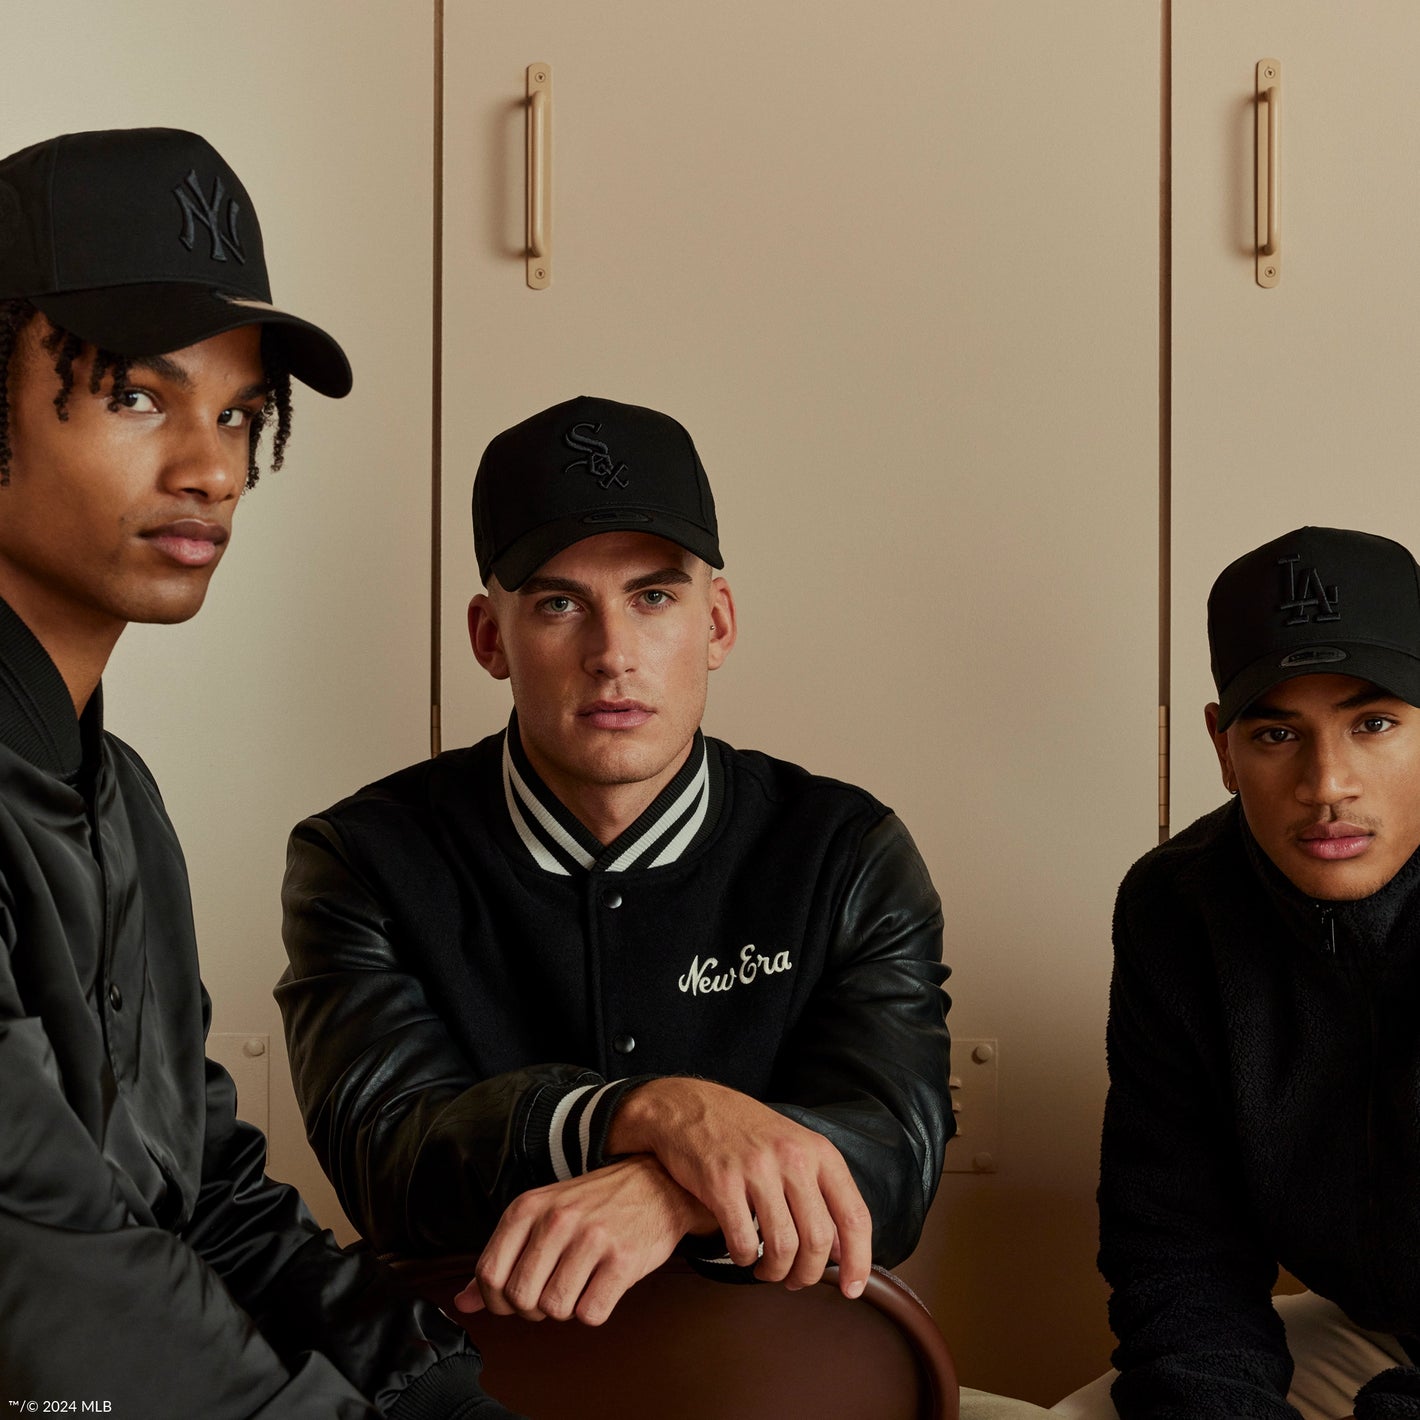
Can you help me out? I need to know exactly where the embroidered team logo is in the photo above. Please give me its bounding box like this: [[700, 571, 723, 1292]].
[[677, 944, 794, 997], [1277, 553, 1339, 625], [173, 169, 246, 265], [564, 421, 630, 490]]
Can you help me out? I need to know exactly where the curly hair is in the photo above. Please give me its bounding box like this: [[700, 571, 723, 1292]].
[[0, 296, 292, 488]]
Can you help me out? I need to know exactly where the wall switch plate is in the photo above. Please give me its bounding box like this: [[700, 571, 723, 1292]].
[[943, 1037, 999, 1173], [208, 1033, 270, 1136]]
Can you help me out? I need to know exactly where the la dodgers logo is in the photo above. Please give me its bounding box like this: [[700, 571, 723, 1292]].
[[564, 421, 630, 490], [173, 168, 246, 264], [1278, 553, 1340, 625], [678, 944, 794, 996]]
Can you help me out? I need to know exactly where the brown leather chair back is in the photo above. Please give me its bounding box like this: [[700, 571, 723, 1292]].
[[391, 1257, 959, 1420]]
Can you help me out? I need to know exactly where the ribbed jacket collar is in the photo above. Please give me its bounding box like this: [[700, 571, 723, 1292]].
[[501, 711, 722, 875]]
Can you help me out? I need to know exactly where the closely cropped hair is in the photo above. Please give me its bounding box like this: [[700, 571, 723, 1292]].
[[0, 297, 292, 487]]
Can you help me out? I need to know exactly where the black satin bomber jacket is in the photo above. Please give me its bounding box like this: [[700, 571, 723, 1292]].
[[0, 598, 486, 1419], [277, 730, 954, 1267]]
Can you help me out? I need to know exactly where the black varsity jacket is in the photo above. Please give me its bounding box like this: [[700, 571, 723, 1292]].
[[1101, 798, 1420, 1418], [277, 721, 953, 1264], [0, 597, 487, 1419]]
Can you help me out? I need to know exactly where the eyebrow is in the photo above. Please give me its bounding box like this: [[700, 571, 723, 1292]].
[[126, 353, 269, 403], [1238, 686, 1399, 722], [518, 567, 694, 598]]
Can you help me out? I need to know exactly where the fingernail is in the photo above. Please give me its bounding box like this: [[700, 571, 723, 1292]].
[[846, 1279, 865, 1299]]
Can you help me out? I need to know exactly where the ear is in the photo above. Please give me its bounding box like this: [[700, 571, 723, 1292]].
[[468, 594, 510, 680], [707, 577, 738, 671], [1204, 702, 1237, 793]]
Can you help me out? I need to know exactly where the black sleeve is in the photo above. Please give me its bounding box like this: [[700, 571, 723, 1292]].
[[181, 1041, 487, 1415], [763, 814, 953, 1266], [1099, 881, 1297, 1419], [278, 817, 616, 1256], [0, 894, 378, 1417]]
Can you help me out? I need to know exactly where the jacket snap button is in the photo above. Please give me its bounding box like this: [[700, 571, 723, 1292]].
[[108, 983, 123, 1011], [602, 889, 623, 909], [613, 1033, 636, 1054]]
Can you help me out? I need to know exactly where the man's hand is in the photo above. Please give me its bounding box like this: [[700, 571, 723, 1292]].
[[453, 1156, 714, 1325], [606, 1077, 873, 1299]]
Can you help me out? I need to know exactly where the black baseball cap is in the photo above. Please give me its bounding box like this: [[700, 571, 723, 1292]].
[[0, 127, 351, 397], [473, 395, 723, 589], [1208, 526, 1420, 729]]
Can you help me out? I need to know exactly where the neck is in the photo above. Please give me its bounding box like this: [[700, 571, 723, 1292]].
[[0, 576, 122, 716], [523, 737, 695, 847]]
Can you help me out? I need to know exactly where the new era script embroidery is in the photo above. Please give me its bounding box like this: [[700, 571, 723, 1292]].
[[678, 944, 794, 996], [564, 421, 630, 490], [1278, 553, 1340, 625], [174, 169, 245, 264]]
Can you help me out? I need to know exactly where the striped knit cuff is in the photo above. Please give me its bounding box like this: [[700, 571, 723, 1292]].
[[523, 1076, 654, 1184]]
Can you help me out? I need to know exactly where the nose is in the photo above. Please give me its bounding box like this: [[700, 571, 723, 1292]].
[[160, 416, 243, 504], [1295, 736, 1361, 810], [582, 607, 637, 679]]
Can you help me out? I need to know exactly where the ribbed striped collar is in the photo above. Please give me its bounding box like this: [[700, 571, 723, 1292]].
[[501, 713, 721, 876]]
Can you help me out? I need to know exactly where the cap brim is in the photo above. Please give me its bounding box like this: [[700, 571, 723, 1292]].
[[1217, 641, 1420, 728], [31, 282, 352, 397], [491, 510, 724, 590]]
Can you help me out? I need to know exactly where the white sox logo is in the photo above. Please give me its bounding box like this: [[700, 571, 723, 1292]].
[[564, 421, 630, 490], [173, 169, 246, 264], [1278, 553, 1340, 625], [678, 944, 794, 996]]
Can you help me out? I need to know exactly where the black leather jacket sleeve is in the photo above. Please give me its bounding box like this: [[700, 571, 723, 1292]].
[[767, 814, 953, 1266], [278, 813, 952, 1264]]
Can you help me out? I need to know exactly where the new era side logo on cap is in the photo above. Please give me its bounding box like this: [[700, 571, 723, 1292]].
[[564, 421, 630, 490]]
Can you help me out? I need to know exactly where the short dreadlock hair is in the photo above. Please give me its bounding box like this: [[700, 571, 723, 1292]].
[[0, 296, 293, 488]]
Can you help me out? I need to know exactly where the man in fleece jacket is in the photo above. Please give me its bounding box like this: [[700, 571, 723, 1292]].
[[1054, 527, 1420, 1420]]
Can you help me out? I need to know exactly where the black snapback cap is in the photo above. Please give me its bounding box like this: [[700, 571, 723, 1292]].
[[1208, 526, 1420, 729], [0, 127, 351, 397], [473, 395, 723, 589]]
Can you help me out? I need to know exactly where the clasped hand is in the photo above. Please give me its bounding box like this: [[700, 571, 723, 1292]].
[[455, 1078, 871, 1325]]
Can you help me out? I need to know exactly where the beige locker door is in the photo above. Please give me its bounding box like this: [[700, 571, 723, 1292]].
[[443, 3, 1160, 1397], [1, 2, 434, 1222], [1171, 2, 1420, 830]]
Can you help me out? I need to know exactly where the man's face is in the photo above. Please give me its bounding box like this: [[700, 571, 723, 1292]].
[[469, 531, 736, 807], [0, 318, 266, 643], [1207, 672, 1420, 900]]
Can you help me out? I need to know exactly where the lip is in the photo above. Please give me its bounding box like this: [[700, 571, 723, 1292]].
[[141, 519, 229, 569], [578, 699, 654, 731], [1296, 822, 1374, 861]]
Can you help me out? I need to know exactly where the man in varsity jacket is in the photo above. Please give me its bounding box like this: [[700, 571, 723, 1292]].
[[1054, 528, 1420, 1420], [0, 127, 519, 1419], [278, 394, 955, 1327]]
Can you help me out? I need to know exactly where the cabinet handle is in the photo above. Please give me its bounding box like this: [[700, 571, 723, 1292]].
[[526, 63, 551, 289], [1256, 59, 1280, 287]]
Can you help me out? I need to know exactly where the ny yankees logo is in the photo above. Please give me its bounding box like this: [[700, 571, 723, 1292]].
[[1278, 553, 1341, 625], [173, 169, 246, 264], [564, 421, 630, 490]]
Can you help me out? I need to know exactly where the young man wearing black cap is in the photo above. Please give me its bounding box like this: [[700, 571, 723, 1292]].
[[278, 396, 955, 1331], [1054, 527, 1420, 1419], [0, 128, 520, 1419]]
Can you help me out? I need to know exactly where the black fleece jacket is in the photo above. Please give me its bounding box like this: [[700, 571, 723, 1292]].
[[1100, 798, 1420, 1417]]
